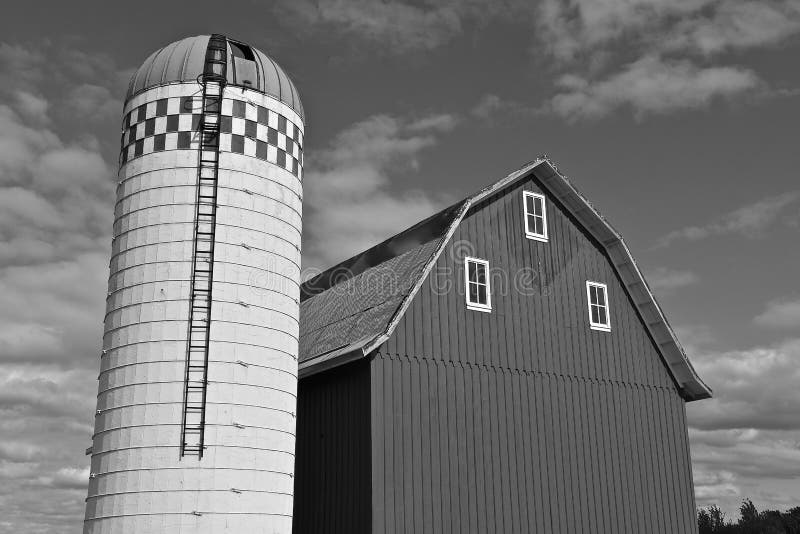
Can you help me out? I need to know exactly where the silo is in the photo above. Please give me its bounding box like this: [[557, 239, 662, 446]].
[[85, 34, 304, 533]]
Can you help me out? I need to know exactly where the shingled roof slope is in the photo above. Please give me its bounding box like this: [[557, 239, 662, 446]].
[[298, 201, 466, 374], [298, 158, 712, 401]]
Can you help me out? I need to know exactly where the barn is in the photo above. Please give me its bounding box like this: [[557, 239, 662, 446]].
[[292, 157, 711, 533]]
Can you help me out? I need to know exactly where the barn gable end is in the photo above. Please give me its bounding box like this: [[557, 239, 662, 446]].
[[382, 172, 677, 388]]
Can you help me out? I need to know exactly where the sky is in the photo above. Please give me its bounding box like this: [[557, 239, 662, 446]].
[[0, 0, 799, 531]]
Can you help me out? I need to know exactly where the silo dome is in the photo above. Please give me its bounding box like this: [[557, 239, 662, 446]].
[[126, 35, 304, 121]]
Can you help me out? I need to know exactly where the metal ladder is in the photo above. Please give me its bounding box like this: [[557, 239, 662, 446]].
[[180, 34, 228, 459]]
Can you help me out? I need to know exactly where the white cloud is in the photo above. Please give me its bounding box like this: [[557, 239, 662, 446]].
[[470, 93, 537, 121], [0, 42, 123, 533], [534, 0, 800, 122], [548, 55, 760, 120], [280, 0, 463, 52], [664, 1, 800, 56], [688, 338, 800, 431], [536, 0, 800, 61], [471, 94, 505, 119], [0, 363, 96, 532], [278, 0, 536, 53], [65, 83, 119, 124], [302, 113, 457, 270], [14, 91, 49, 124], [645, 267, 699, 295], [690, 428, 800, 516], [754, 297, 800, 329], [657, 191, 799, 247], [687, 337, 800, 515], [536, 0, 714, 61]]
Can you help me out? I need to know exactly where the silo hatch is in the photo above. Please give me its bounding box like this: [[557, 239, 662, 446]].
[[230, 39, 257, 87]]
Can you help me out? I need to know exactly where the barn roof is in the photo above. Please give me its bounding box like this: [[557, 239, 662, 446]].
[[299, 158, 712, 401]]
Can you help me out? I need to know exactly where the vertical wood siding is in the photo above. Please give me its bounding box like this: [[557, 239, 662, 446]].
[[294, 360, 371, 533], [371, 176, 697, 533]]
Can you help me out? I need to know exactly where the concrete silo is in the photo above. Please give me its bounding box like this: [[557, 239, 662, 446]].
[[85, 34, 304, 533]]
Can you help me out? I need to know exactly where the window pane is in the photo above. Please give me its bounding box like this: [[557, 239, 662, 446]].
[[469, 283, 479, 304], [598, 307, 607, 325], [478, 284, 487, 304], [468, 261, 477, 280], [534, 196, 543, 214], [591, 306, 600, 324], [534, 216, 544, 235], [525, 195, 535, 214], [589, 285, 597, 304], [475, 263, 486, 284], [596, 287, 606, 306]]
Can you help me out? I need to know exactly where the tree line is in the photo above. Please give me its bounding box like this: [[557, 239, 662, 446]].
[[698, 499, 800, 533]]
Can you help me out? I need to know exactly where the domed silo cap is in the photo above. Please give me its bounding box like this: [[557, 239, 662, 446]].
[[126, 34, 304, 122]]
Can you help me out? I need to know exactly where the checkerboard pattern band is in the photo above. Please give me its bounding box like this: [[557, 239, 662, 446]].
[[120, 96, 304, 178]]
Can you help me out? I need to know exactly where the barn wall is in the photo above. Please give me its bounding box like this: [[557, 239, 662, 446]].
[[294, 359, 371, 533], [370, 175, 697, 533], [370, 355, 695, 534]]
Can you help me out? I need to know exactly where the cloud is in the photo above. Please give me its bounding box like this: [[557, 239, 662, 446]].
[[65, 83, 119, 124], [687, 337, 800, 515], [536, 0, 800, 62], [279, 0, 463, 52], [754, 297, 800, 329], [688, 338, 800, 431], [533, 0, 800, 122], [472, 94, 506, 119], [302, 113, 457, 270], [0, 363, 96, 532], [278, 0, 800, 60], [664, 1, 800, 56], [690, 428, 800, 516], [470, 93, 538, 121], [656, 191, 799, 247], [278, 0, 533, 53], [14, 91, 49, 124], [0, 41, 125, 533], [548, 54, 760, 120], [407, 113, 460, 132], [645, 267, 699, 295]]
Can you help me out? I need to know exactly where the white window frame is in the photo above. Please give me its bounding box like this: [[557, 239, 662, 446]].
[[523, 191, 548, 242], [586, 281, 611, 332], [464, 256, 491, 312]]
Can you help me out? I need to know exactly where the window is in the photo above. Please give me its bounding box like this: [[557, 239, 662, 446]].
[[586, 281, 610, 331], [523, 191, 548, 241], [465, 257, 491, 312]]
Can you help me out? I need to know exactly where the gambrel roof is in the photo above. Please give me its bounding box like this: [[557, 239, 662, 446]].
[[299, 158, 712, 401]]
